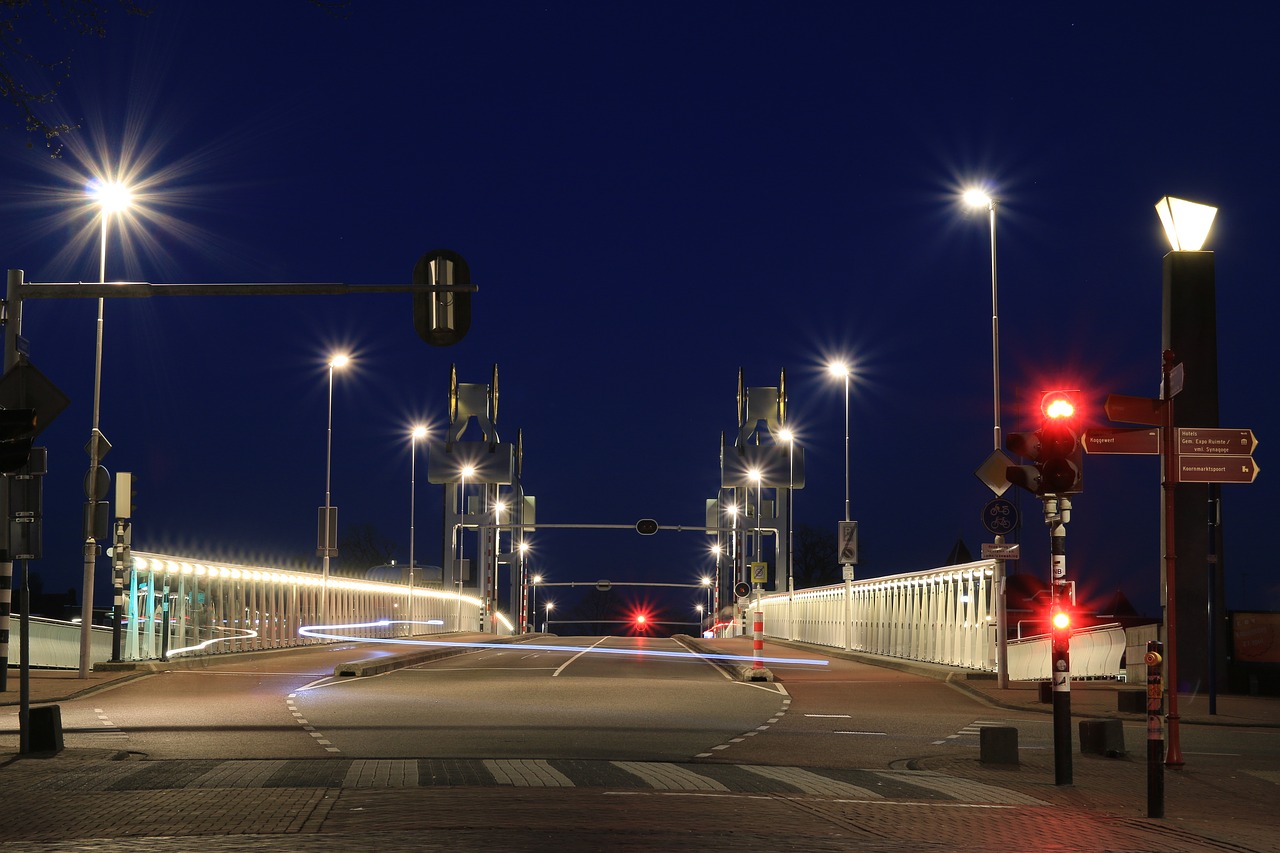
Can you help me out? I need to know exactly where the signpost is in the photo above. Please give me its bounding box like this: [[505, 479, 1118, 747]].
[[1176, 456, 1259, 484], [981, 542, 1020, 560], [1083, 427, 1160, 455]]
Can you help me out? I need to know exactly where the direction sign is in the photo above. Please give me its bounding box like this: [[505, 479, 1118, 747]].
[[1104, 394, 1164, 426], [981, 542, 1021, 561], [1176, 428, 1257, 456], [1177, 455, 1260, 484], [1083, 427, 1160, 455]]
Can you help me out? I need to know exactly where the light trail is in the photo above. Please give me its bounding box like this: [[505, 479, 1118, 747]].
[[167, 626, 259, 657], [297, 620, 829, 667]]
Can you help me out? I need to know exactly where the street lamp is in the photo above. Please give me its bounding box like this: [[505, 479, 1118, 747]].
[[530, 572, 543, 634], [320, 353, 350, 624], [826, 361, 852, 525], [458, 464, 474, 630], [81, 178, 133, 677], [964, 186, 1009, 689], [963, 189, 1002, 452], [543, 600, 554, 634], [700, 574, 712, 616], [748, 468, 763, 592], [408, 425, 427, 629]]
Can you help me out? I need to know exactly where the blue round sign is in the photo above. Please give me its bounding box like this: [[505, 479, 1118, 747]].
[[982, 498, 1020, 535]]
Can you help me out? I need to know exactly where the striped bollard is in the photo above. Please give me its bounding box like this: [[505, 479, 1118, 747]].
[[752, 610, 764, 670]]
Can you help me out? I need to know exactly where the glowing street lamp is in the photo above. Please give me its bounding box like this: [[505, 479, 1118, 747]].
[[543, 600, 554, 634], [1156, 196, 1217, 252], [748, 468, 763, 590], [320, 353, 350, 623], [826, 361, 852, 526], [530, 572, 543, 634], [963, 188, 1002, 452], [700, 574, 713, 616], [81, 178, 134, 676], [407, 425, 427, 627]]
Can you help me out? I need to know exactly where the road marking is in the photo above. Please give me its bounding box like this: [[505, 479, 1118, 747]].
[[805, 714, 852, 718], [552, 637, 611, 676], [739, 765, 884, 799], [836, 731, 888, 736]]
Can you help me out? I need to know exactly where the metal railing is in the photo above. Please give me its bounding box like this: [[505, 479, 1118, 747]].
[[726, 559, 1126, 679], [12, 551, 493, 668]]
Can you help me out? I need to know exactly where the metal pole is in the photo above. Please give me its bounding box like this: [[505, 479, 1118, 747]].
[[787, 438, 795, 640], [321, 362, 335, 624], [81, 213, 110, 677], [409, 431, 417, 631], [1047, 495, 1072, 786], [1161, 351, 1185, 767], [987, 198, 1010, 690], [842, 374, 850, 523]]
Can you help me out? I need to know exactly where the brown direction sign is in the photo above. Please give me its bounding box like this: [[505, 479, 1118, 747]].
[[1177, 455, 1260, 484], [1083, 427, 1160, 455], [1176, 428, 1258, 456], [1104, 394, 1164, 426]]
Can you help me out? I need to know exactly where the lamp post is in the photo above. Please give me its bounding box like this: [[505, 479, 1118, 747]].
[[81, 179, 132, 677], [749, 469, 763, 594], [700, 575, 712, 618], [408, 425, 427, 630], [779, 427, 796, 639], [543, 600, 554, 634], [1155, 194, 1220, 768], [964, 187, 1010, 689], [826, 362, 852, 526], [827, 361, 854, 650], [458, 465, 474, 630], [530, 573, 542, 634], [320, 353, 349, 625]]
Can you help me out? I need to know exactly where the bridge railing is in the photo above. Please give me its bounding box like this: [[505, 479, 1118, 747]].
[[12, 552, 496, 668], [723, 558, 1123, 679]]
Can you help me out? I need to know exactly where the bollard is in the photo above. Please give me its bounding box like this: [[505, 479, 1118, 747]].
[[1079, 719, 1125, 757], [27, 704, 64, 753], [980, 726, 1019, 766], [1146, 641, 1165, 818], [752, 610, 764, 671]]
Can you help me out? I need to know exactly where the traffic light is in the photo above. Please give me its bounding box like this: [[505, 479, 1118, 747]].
[[1050, 606, 1072, 655], [413, 249, 472, 346], [0, 408, 37, 473], [1005, 391, 1084, 496]]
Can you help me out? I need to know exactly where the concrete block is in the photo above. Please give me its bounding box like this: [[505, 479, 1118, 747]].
[[28, 704, 64, 753], [1079, 718, 1125, 757], [1117, 689, 1146, 713], [980, 726, 1019, 766]]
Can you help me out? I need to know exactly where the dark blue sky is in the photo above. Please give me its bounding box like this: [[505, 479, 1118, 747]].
[[1, 2, 1275, 618]]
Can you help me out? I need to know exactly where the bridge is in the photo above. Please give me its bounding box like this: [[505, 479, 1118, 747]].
[[12, 550, 1127, 684]]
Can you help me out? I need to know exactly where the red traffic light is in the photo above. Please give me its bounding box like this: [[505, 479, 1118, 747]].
[[1041, 390, 1078, 420], [635, 613, 647, 625], [1051, 609, 1071, 632]]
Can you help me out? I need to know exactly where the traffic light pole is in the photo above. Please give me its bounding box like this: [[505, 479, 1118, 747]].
[[1045, 494, 1073, 786]]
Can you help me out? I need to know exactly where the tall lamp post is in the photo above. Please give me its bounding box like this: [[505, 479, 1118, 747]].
[[80, 179, 132, 677], [964, 187, 1010, 689], [827, 361, 854, 650], [530, 573, 542, 633], [408, 425, 427, 629], [457, 465, 474, 630], [826, 362, 852, 526], [320, 353, 349, 624], [543, 600, 554, 634]]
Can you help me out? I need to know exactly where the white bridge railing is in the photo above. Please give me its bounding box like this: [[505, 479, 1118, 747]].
[[12, 551, 495, 669], [733, 559, 1124, 680]]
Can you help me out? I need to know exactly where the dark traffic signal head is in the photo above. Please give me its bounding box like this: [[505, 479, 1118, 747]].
[[1004, 390, 1084, 496], [0, 408, 37, 473]]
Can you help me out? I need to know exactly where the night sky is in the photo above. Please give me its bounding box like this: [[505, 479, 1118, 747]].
[[0, 2, 1275, 622]]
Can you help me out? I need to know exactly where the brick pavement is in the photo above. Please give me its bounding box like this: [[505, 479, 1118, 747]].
[[1, 642, 1276, 851]]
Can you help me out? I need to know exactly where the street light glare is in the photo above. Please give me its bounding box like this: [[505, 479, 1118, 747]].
[[411, 425, 427, 440], [329, 354, 350, 369], [1155, 195, 1217, 251], [89, 180, 133, 213], [826, 361, 850, 378], [461, 466, 476, 478], [962, 188, 992, 208]]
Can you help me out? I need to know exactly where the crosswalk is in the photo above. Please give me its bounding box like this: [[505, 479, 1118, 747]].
[[9, 757, 1045, 805]]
